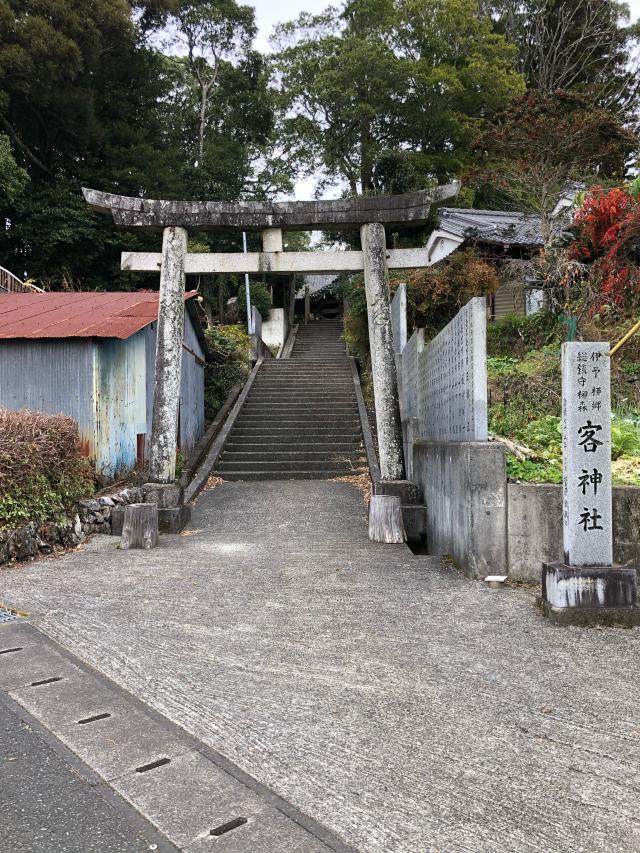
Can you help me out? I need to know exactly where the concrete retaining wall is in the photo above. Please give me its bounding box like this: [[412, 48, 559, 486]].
[[413, 440, 507, 578], [507, 483, 640, 583]]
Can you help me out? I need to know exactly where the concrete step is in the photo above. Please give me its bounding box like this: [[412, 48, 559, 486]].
[[247, 391, 356, 398], [242, 403, 358, 412], [224, 442, 364, 452], [235, 413, 360, 423], [221, 451, 366, 462], [217, 460, 365, 471], [216, 470, 368, 481], [228, 430, 362, 439]]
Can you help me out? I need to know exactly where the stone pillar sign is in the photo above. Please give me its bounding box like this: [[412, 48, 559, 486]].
[[562, 342, 613, 566], [541, 341, 638, 625], [149, 226, 187, 484]]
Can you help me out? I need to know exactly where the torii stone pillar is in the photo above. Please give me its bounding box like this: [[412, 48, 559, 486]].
[[361, 222, 406, 482], [149, 226, 188, 483]]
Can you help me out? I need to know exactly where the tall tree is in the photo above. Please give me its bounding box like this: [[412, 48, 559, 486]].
[[166, 0, 257, 167], [272, 0, 525, 195], [479, 0, 640, 113]]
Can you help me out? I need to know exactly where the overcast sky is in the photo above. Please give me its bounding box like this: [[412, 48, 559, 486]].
[[247, 0, 640, 53]]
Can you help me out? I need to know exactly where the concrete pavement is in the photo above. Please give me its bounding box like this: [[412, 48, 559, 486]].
[[1, 480, 640, 852]]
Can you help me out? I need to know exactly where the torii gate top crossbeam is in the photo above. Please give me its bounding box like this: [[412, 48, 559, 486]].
[[82, 184, 460, 232]]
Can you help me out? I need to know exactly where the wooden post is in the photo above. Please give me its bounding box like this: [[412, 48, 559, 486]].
[[361, 222, 406, 482], [121, 503, 159, 550], [369, 495, 406, 543], [304, 285, 310, 324], [149, 226, 188, 483]]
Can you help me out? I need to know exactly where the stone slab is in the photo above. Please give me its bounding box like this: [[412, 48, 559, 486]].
[[538, 598, 640, 627], [143, 483, 183, 509], [542, 562, 637, 610], [561, 342, 613, 566], [10, 668, 120, 731], [186, 806, 331, 852], [373, 479, 422, 504], [401, 505, 428, 537], [55, 703, 193, 782], [417, 296, 488, 441], [158, 505, 191, 533], [112, 749, 267, 849], [110, 505, 125, 536], [0, 639, 72, 692]]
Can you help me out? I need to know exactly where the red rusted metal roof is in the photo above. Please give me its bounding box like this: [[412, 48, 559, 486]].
[[0, 291, 199, 339]]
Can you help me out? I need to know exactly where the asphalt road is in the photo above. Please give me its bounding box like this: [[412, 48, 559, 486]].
[[0, 699, 168, 853]]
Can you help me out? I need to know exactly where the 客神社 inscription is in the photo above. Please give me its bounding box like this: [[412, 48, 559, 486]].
[[561, 341, 613, 567]]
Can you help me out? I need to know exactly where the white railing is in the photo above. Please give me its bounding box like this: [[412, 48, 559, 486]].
[[0, 266, 44, 293]]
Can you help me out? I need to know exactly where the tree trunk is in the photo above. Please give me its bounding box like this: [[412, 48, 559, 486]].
[[198, 82, 207, 166], [360, 222, 406, 481], [368, 495, 406, 544], [121, 503, 159, 550]]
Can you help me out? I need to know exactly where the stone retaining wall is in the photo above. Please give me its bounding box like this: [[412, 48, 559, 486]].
[[0, 487, 144, 565]]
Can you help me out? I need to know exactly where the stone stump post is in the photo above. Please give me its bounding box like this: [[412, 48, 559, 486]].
[[542, 341, 638, 625], [121, 503, 159, 550], [361, 222, 406, 482], [149, 226, 188, 483]]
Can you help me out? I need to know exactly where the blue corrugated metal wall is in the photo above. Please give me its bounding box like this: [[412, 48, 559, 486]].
[[0, 339, 95, 456], [179, 313, 206, 455], [93, 333, 147, 480]]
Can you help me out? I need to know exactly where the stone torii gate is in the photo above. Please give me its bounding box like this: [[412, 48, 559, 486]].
[[83, 185, 459, 488]]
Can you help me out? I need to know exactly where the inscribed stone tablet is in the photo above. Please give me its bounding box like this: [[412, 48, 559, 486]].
[[561, 342, 613, 567], [417, 297, 488, 441]]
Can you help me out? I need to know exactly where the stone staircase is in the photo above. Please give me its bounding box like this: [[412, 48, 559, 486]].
[[215, 319, 369, 481]]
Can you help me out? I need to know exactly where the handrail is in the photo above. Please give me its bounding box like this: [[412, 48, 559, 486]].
[[0, 266, 44, 294]]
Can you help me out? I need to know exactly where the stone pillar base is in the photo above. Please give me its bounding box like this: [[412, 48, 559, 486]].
[[142, 483, 183, 509], [541, 563, 640, 626]]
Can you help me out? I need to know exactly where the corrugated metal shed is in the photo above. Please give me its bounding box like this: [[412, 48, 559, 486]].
[[0, 291, 207, 482], [0, 291, 200, 339]]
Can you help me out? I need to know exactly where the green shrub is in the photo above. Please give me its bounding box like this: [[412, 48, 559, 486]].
[[237, 282, 271, 325], [487, 312, 563, 358], [506, 456, 562, 483], [611, 417, 640, 459], [204, 325, 251, 423], [0, 409, 94, 529], [517, 416, 562, 457]]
